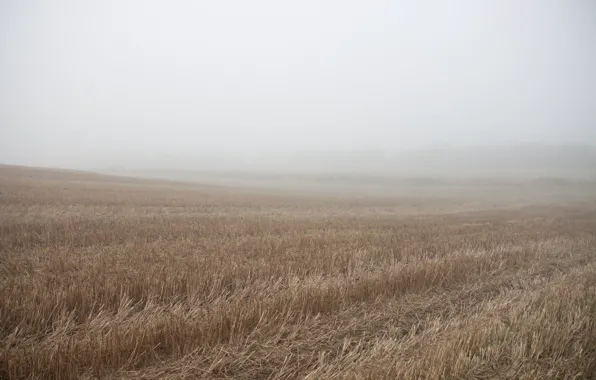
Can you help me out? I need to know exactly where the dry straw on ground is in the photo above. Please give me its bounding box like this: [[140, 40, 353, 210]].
[[1, 165, 595, 379]]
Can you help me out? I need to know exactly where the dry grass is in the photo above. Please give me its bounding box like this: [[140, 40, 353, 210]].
[[1, 165, 595, 380]]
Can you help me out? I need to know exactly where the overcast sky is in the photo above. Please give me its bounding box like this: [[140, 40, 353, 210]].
[[1, 0, 595, 168]]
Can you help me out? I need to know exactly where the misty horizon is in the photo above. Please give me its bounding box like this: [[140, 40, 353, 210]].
[[1, 1, 595, 171]]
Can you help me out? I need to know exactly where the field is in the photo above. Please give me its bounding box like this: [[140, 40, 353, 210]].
[[1, 165, 596, 379]]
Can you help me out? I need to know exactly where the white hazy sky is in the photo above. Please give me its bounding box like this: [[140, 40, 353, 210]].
[[1, 0, 595, 168]]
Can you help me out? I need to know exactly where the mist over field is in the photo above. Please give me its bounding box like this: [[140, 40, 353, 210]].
[[101, 144, 596, 179], [2, 2, 596, 380], [1, 0, 595, 176]]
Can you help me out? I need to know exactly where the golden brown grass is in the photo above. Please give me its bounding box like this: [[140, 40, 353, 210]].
[[1, 165, 595, 379]]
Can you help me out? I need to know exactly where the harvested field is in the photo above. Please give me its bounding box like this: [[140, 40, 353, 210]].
[[1, 165, 596, 379]]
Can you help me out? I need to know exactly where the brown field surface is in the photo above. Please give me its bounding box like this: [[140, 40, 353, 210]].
[[1, 165, 596, 379]]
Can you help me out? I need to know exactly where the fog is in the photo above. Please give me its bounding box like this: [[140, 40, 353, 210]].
[[1, 0, 595, 174]]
